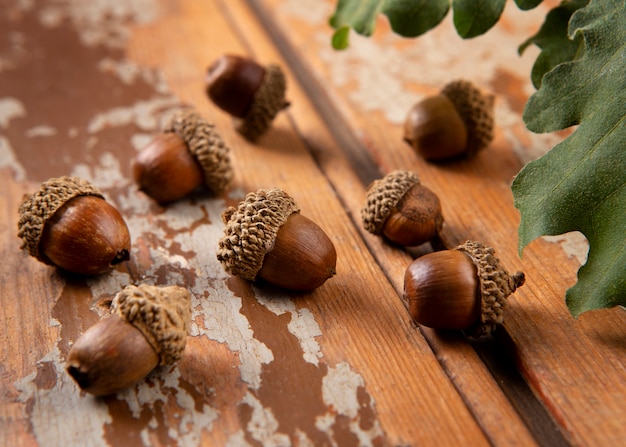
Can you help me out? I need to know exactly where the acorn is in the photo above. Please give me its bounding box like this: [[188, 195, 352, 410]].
[[362, 170, 443, 247], [404, 80, 494, 161], [217, 188, 337, 291], [132, 108, 233, 204], [66, 284, 191, 396], [205, 54, 289, 141], [17, 176, 131, 275], [403, 240, 525, 337]]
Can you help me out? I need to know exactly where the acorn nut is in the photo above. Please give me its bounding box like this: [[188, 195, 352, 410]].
[[217, 188, 337, 291], [17, 176, 131, 275], [132, 109, 233, 204], [205, 54, 289, 141], [404, 80, 494, 161], [403, 241, 525, 337], [362, 170, 443, 247], [66, 284, 191, 396]]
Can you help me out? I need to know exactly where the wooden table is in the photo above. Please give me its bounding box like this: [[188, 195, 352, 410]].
[[1, 1, 624, 446]]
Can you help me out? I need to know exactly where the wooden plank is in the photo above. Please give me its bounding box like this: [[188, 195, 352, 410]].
[[0, 1, 514, 446], [247, 1, 626, 446], [226, 1, 544, 446]]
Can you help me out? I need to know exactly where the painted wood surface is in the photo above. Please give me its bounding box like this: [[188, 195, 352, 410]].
[[1, 1, 624, 446]]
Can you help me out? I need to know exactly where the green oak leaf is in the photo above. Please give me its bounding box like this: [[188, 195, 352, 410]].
[[329, 0, 548, 48], [453, 0, 506, 38], [329, 0, 450, 49], [519, 0, 588, 88], [513, 0, 626, 316], [514, 0, 544, 10]]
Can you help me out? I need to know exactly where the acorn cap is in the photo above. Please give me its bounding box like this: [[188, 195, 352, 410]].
[[217, 188, 300, 280], [456, 240, 525, 337], [234, 64, 287, 141], [441, 80, 494, 156], [165, 109, 233, 194], [17, 176, 105, 264], [361, 170, 421, 235], [111, 284, 191, 365]]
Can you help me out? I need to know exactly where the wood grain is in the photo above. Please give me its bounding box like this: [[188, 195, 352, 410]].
[[1, 1, 624, 446], [247, 1, 626, 446]]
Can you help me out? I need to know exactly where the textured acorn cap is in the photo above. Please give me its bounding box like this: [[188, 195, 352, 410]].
[[441, 80, 494, 156], [165, 109, 233, 194], [235, 64, 287, 141], [111, 284, 191, 365], [217, 188, 300, 281], [456, 240, 525, 337], [17, 176, 105, 264], [361, 170, 421, 235]]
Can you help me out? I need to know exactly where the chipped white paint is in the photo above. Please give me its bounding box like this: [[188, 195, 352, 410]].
[[317, 363, 384, 447], [117, 366, 218, 446], [287, 308, 323, 365], [278, 0, 332, 24], [542, 232, 589, 266], [130, 133, 156, 151], [225, 430, 252, 447], [256, 293, 323, 365], [0, 136, 26, 180], [0, 97, 25, 128], [25, 125, 57, 137], [85, 270, 131, 303], [321, 362, 363, 418], [98, 58, 143, 84], [10, 2, 379, 444], [239, 392, 290, 447], [279, 1, 555, 161], [86, 97, 181, 134], [36, 0, 163, 49], [496, 100, 567, 163], [71, 152, 129, 189], [14, 347, 113, 447]]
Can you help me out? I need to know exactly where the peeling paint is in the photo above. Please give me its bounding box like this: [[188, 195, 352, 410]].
[[256, 293, 323, 366], [36, 0, 164, 49], [317, 363, 385, 447], [277, 0, 332, 24], [542, 232, 589, 266], [14, 347, 113, 447], [0, 136, 26, 180], [6, 1, 388, 445], [86, 97, 181, 134], [281, 1, 556, 162], [25, 125, 57, 137], [0, 97, 25, 128], [239, 392, 291, 446]]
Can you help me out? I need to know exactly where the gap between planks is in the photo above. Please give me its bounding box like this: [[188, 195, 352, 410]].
[[241, 0, 572, 446]]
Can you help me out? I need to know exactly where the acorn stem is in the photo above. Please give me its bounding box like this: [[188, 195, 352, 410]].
[[111, 249, 130, 266], [510, 271, 526, 290]]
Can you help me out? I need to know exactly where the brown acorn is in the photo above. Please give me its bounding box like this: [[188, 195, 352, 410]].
[[404, 80, 494, 161], [217, 188, 336, 291], [17, 176, 131, 275], [205, 54, 289, 141], [403, 241, 525, 337], [132, 108, 233, 204], [66, 284, 191, 396], [362, 170, 443, 247]]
